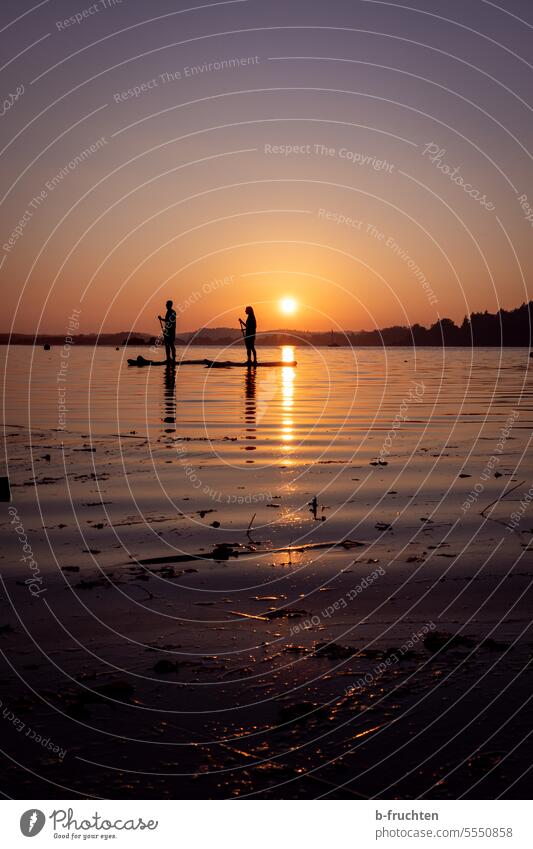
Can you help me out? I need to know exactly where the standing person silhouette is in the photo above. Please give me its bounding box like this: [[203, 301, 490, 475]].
[[158, 300, 176, 364], [239, 305, 257, 366]]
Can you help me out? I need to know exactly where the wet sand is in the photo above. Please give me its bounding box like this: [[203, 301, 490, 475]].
[[1, 345, 532, 798]]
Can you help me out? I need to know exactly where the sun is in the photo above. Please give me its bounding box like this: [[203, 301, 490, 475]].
[[279, 297, 297, 315]]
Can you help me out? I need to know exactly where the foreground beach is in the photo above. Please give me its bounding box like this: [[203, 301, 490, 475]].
[[1, 345, 532, 798]]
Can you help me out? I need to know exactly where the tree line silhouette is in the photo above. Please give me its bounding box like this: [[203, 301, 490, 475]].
[[191, 301, 533, 348]]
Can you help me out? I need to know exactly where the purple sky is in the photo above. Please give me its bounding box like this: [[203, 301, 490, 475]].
[[1, 0, 532, 334]]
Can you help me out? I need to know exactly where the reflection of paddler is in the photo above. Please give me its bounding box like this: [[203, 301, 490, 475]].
[[244, 366, 256, 425], [239, 305, 257, 366], [162, 363, 176, 433], [244, 366, 256, 455]]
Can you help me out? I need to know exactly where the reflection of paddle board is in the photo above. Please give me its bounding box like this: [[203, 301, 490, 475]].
[[127, 356, 195, 367], [127, 355, 296, 368], [205, 360, 296, 368]]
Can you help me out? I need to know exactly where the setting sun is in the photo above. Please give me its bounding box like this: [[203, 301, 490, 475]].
[[279, 297, 297, 315]]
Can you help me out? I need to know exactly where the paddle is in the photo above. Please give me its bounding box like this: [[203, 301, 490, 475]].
[[239, 318, 247, 355]]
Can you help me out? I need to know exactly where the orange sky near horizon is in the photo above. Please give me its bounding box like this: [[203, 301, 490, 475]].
[[2, 0, 532, 336]]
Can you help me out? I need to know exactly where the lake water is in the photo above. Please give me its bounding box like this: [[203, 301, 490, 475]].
[[3, 344, 532, 553], [4, 344, 531, 438]]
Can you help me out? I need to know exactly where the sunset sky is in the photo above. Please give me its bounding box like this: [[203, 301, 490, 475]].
[[1, 0, 532, 335]]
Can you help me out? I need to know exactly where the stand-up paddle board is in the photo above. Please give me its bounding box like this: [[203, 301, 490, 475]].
[[127, 355, 296, 368], [205, 359, 296, 368]]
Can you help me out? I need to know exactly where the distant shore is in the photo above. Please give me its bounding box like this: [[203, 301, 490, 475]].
[[3, 299, 533, 348], [1, 339, 532, 349]]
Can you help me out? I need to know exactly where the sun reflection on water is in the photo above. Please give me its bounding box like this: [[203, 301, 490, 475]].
[[280, 346, 296, 451]]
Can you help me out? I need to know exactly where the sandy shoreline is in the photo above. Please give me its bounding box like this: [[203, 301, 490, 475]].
[[2, 413, 532, 798]]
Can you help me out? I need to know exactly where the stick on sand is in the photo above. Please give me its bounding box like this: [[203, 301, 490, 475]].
[[480, 479, 525, 518]]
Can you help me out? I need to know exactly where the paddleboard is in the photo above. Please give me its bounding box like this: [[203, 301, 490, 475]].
[[127, 356, 297, 368], [127, 356, 205, 367], [204, 360, 297, 368]]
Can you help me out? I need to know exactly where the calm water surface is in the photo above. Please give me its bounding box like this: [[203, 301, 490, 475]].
[[2, 344, 533, 559], [3, 343, 531, 437]]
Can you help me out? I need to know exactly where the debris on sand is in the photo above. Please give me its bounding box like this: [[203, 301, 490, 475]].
[[135, 542, 245, 566], [313, 641, 356, 659], [222, 666, 253, 678], [424, 631, 476, 653], [383, 647, 418, 661], [132, 537, 366, 567], [56, 680, 135, 717], [74, 577, 109, 590], [264, 608, 308, 620], [466, 751, 504, 774], [245, 513, 258, 543], [135, 552, 202, 566], [94, 681, 135, 700], [83, 501, 112, 507], [153, 660, 183, 675], [229, 610, 269, 621], [481, 638, 509, 652], [252, 595, 287, 601], [480, 479, 525, 519], [212, 543, 241, 561], [283, 645, 310, 654], [229, 607, 308, 622], [0, 476, 11, 501], [277, 701, 317, 723]]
